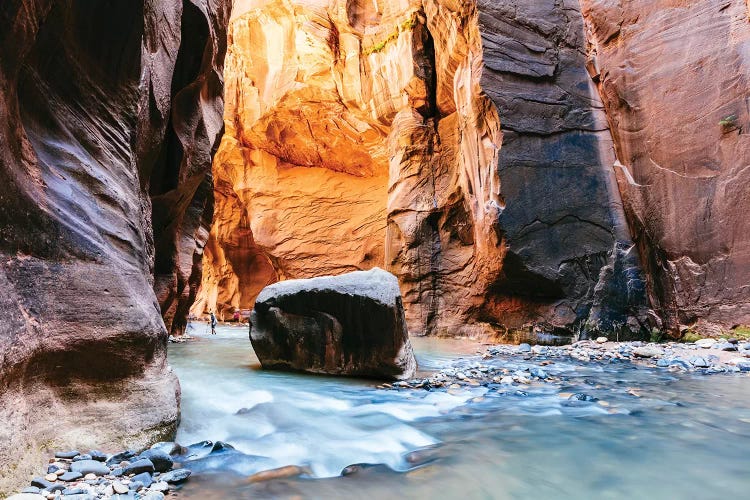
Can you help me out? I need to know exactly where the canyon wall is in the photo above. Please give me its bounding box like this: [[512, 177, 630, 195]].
[[0, 0, 229, 493], [580, 0, 750, 336], [198, 0, 651, 338], [196, 0, 507, 336], [476, 0, 650, 338]]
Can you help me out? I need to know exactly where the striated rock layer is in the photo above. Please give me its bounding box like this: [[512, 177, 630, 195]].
[[580, 0, 750, 336], [0, 0, 229, 493], [197, 0, 653, 339], [475, 0, 650, 339], [195, 0, 506, 337]]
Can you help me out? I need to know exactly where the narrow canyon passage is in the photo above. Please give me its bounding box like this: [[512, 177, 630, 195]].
[[193, 0, 506, 338]]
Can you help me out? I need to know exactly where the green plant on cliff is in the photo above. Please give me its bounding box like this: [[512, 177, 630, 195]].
[[364, 17, 418, 55], [719, 114, 738, 132]]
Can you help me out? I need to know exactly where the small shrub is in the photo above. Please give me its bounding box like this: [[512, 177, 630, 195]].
[[680, 329, 703, 343], [719, 114, 738, 132]]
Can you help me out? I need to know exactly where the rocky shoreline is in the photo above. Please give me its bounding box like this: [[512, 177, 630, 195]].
[[382, 338, 750, 391], [8, 445, 191, 500]]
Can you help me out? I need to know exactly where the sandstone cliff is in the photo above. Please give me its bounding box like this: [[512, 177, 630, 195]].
[[580, 0, 750, 336], [0, 0, 229, 493], [195, 0, 507, 337], [196, 0, 652, 339]]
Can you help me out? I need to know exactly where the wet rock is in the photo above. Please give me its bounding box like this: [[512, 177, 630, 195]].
[[88, 450, 107, 462], [250, 268, 417, 379], [716, 342, 737, 352], [122, 459, 155, 476], [690, 357, 710, 368], [7, 495, 46, 500], [106, 451, 137, 467], [70, 460, 110, 476], [21, 487, 40, 494], [150, 481, 169, 492], [149, 442, 186, 457], [62, 487, 87, 495], [159, 469, 191, 484], [137, 450, 172, 473], [141, 493, 165, 500], [55, 451, 80, 460], [59, 472, 83, 482], [245, 465, 312, 484], [130, 472, 153, 488], [72, 454, 92, 462], [633, 346, 662, 358], [31, 477, 56, 489], [517, 344, 532, 353], [695, 339, 717, 349], [112, 481, 129, 494]]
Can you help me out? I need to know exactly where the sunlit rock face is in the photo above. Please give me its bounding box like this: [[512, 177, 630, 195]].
[[196, 0, 506, 337], [0, 0, 229, 493], [580, 0, 750, 336]]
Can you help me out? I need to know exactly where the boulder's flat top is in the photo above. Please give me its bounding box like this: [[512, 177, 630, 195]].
[[256, 268, 400, 307]]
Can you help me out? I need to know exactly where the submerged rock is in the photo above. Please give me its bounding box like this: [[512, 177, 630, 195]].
[[250, 268, 417, 380]]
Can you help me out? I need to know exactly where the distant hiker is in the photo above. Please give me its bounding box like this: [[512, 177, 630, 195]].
[[210, 311, 217, 335], [232, 310, 240, 322]]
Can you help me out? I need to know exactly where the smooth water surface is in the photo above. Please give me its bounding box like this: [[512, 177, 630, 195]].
[[168, 324, 750, 499]]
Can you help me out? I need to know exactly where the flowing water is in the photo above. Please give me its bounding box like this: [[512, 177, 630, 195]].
[[168, 324, 750, 499]]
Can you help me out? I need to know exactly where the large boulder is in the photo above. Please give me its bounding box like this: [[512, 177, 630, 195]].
[[249, 268, 417, 380]]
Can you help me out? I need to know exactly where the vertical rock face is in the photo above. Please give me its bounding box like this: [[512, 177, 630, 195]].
[[474, 0, 650, 338], [200, 0, 651, 338], [141, 0, 230, 337], [0, 0, 229, 493], [580, 0, 750, 336], [196, 0, 506, 336]]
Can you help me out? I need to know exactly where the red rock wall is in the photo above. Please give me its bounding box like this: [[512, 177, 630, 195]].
[[195, 0, 507, 337], [0, 0, 229, 492], [580, 0, 750, 336]]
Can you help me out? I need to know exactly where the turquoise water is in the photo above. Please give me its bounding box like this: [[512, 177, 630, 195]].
[[168, 324, 750, 499]]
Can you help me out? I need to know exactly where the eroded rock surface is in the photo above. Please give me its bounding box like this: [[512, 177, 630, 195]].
[[195, 0, 506, 337], [476, 0, 650, 339], [0, 0, 229, 493], [250, 268, 417, 379], [580, 0, 750, 336]]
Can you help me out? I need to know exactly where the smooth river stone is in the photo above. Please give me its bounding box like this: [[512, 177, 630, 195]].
[[71, 459, 110, 476]]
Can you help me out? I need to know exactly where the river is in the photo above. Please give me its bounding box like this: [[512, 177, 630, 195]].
[[167, 324, 750, 499]]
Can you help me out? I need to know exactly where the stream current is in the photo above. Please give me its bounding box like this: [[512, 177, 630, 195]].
[[168, 324, 750, 499]]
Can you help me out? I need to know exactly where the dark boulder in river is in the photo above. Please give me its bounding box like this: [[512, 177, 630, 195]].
[[250, 268, 417, 380]]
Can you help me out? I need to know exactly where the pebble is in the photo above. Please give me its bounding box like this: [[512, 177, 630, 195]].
[[84, 473, 97, 481], [159, 469, 191, 484], [690, 357, 710, 368], [112, 481, 129, 494], [59, 471, 83, 482], [71, 460, 110, 476], [695, 338, 717, 348], [517, 343, 532, 353], [596, 337, 608, 344], [633, 346, 662, 358], [122, 459, 155, 476], [44, 473, 58, 482], [54, 451, 80, 460]]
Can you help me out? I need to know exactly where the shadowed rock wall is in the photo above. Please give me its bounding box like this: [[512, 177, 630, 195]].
[[476, 0, 650, 339], [580, 0, 750, 336], [0, 0, 229, 493]]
